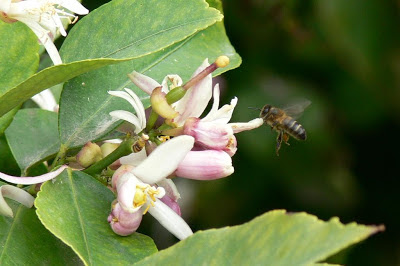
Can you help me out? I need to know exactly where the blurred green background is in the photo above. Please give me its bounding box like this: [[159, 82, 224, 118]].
[[58, 0, 400, 264]]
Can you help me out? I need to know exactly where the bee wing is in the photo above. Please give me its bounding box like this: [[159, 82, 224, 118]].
[[282, 99, 311, 119]]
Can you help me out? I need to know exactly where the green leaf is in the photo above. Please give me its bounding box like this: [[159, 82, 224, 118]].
[[35, 170, 157, 265], [59, 0, 240, 148], [0, 22, 39, 93], [0, 58, 134, 117], [135, 210, 383, 265], [0, 108, 18, 136], [60, 0, 222, 62], [0, 22, 39, 130], [0, 181, 82, 265], [0, 135, 20, 176], [5, 109, 60, 174]]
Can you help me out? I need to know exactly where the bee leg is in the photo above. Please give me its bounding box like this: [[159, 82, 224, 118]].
[[283, 133, 290, 146], [270, 121, 278, 131], [276, 131, 283, 156]]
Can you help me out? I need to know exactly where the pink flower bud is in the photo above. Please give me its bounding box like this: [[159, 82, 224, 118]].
[[160, 195, 181, 216], [108, 201, 143, 236], [175, 150, 234, 180], [183, 117, 237, 156]]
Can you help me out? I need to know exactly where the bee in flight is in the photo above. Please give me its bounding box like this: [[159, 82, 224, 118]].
[[259, 100, 311, 156]]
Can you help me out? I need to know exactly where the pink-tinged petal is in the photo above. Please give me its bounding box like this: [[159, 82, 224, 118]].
[[160, 195, 181, 216], [174, 59, 212, 126], [161, 74, 183, 94], [224, 135, 237, 157], [133, 136, 195, 184], [111, 165, 134, 190], [116, 173, 141, 213], [229, 118, 264, 133], [184, 117, 234, 151], [31, 89, 58, 111], [128, 71, 161, 95], [157, 179, 180, 201], [108, 202, 142, 236], [119, 149, 147, 167], [175, 150, 234, 180], [201, 84, 220, 122], [148, 200, 192, 240], [0, 185, 34, 218], [151, 87, 179, 119], [0, 166, 67, 185]]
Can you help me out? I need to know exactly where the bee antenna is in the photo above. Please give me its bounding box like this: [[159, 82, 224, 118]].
[[248, 107, 261, 111]]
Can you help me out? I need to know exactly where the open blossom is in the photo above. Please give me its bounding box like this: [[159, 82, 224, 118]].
[[0, 0, 89, 65], [0, 0, 89, 112], [109, 136, 195, 240]]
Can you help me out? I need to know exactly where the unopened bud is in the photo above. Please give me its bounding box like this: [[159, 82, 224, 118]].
[[76, 142, 102, 168], [215, 55, 230, 68], [100, 143, 119, 157], [150, 87, 179, 119]]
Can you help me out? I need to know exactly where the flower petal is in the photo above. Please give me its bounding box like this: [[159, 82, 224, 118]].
[[31, 89, 58, 112], [157, 179, 180, 201], [0, 166, 67, 185], [229, 118, 264, 133], [108, 202, 142, 236], [116, 173, 141, 213], [173, 59, 212, 126], [148, 200, 193, 240], [124, 88, 146, 130], [132, 136, 194, 184], [161, 74, 183, 93], [119, 148, 148, 167], [201, 84, 220, 122], [58, 0, 89, 15], [128, 71, 161, 95], [0, 185, 34, 218], [109, 110, 142, 133]]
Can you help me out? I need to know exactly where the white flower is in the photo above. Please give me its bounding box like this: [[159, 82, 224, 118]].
[[111, 135, 195, 240], [108, 88, 147, 134], [0, 0, 89, 65], [0, 185, 34, 217]]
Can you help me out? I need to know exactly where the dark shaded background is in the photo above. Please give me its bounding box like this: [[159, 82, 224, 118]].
[[78, 0, 400, 264]]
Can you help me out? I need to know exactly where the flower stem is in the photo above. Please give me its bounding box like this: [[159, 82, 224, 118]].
[[83, 137, 136, 176], [50, 144, 68, 170], [146, 109, 159, 131]]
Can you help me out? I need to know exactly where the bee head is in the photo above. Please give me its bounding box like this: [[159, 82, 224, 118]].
[[260, 104, 272, 118]]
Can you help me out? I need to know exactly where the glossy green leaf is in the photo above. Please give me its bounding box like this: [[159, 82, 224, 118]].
[[135, 210, 383, 265], [35, 170, 157, 265], [0, 22, 38, 130], [60, 0, 222, 62], [59, 0, 240, 148], [0, 135, 20, 176], [0, 181, 82, 265], [0, 58, 133, 117], [5, 109, 59, 174]]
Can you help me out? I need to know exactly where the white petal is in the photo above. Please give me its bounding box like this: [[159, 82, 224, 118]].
[[109, 110, 142, 133], [119, 148, 148, 166], [18, 18, 62, 65], [123, 88, 146, 130], [116, 173, 141, 213], [0, 0, 11, 13], [202, 84, 220, 122], [129, 71, 161, 95], [31, 89, 58, 111], [174, 59, 212, 126], [133, 136, 194, 184], [148, 200, 193, 240], [229, 118, 264, 133], [0, 166, 67, 185], [157, 179, 180, 201], [0, 185, 34, 218], [58, 0, 89, 15], [206, 97, 238, 124]]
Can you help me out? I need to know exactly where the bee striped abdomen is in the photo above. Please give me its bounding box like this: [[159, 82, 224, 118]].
[[282, 117, 307, 140]]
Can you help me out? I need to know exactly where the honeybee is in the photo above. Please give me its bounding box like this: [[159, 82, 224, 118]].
[[259, 100, 311, 155]]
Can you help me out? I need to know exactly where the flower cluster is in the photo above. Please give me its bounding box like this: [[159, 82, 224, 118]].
[[107, 56, 263, 239]]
